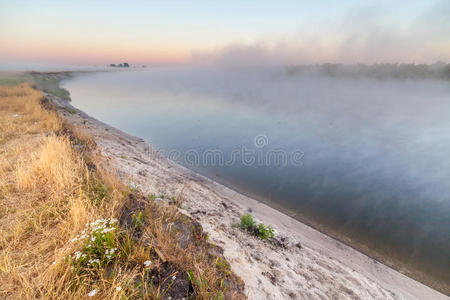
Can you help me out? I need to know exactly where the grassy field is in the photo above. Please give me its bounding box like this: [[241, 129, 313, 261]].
[[0, 71, 70, 99], [29, 72, 71, 99], [0, 84, 244, 299], [0, 72, 32, 86]]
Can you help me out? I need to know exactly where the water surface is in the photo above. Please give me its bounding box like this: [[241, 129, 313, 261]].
[[62, 68, 450, 286]]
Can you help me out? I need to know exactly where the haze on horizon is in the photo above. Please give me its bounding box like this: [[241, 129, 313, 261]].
[[0, 0, 449, 68]]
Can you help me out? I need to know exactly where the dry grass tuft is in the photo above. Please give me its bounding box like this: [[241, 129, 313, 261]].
[[16, 135, 80, 192]]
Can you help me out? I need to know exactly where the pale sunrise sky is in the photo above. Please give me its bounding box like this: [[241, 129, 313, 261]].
[[1, 0, 449, 66]]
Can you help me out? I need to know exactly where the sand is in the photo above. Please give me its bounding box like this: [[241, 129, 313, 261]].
[[49, 92, 448, 300]]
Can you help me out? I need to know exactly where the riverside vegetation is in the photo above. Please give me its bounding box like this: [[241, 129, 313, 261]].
[[0, 83, 245, 299], [238, 214, 274, 241]]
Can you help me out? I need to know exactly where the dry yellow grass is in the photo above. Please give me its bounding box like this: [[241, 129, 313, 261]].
[[0, 84, 119, 299], [0, 84, 244, 299]]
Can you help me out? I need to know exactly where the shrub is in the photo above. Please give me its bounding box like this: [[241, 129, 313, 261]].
[[240, 214, 256, 230], [239, 213, 274, 240], [257, 223, 274, 240]]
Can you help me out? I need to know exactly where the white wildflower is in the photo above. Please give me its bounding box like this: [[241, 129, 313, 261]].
[[102, 227, 115, 233], [116, 286, 122, 291], [88, 288, 97, 297], [74, 251, 83, 260], [143, 260, 151, 267], [71, 237, 78, 243], [172, 275, 176, 280], [89, 258, 100, 265]]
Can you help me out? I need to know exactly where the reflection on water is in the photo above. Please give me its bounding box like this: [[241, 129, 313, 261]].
[[62, 67, 450, 285]]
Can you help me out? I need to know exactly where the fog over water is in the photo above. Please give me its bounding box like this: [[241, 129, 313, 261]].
[[62, 67, 450, 282]]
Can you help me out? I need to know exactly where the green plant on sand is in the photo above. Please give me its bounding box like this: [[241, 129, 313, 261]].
[[239, 213, 274, 240]]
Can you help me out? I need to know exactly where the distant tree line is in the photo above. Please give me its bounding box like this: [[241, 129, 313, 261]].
[[286, 62, 450, 80], [109, 62, 129, 68]]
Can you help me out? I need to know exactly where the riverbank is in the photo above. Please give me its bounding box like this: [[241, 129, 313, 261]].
[[0, 81, 246, 299], [46, 72, 448, 299]]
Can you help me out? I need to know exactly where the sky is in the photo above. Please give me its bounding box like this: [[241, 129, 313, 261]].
[[0, 0, 449, 67]]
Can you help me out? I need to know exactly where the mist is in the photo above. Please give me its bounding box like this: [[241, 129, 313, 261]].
[[190, 0, 450, 66]]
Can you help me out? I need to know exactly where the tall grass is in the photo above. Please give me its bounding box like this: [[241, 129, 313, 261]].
[[0, 84, 245, 299], [0, 84, 121, 298]]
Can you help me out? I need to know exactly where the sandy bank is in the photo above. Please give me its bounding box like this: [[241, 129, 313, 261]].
[[47, 90, 448, 300]]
